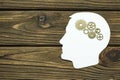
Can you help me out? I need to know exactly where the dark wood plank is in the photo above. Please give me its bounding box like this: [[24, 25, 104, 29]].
[[0, 47, 119, 79], [0, 0, 120, 10], [0, 11, 120, 46]]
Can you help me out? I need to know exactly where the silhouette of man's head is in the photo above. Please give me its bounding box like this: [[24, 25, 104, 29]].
[[59, 12, 111, 69]]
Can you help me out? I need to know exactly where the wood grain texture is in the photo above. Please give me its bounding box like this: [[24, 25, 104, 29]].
[[0, 47, 119, 80], [0, 11, 120, 45], [0, 0, 120, 10]]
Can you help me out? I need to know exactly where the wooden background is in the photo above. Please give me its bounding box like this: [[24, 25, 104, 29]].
[[0, 0, 120, 80]]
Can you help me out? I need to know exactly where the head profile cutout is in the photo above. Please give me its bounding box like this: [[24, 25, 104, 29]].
[[59, 12, 111, 69]]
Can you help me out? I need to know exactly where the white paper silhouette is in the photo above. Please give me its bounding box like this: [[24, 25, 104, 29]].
[[59, 12, 111, 69]]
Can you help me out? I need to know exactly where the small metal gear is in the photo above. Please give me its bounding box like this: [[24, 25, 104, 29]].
[[97, 34, 103, 40], [88, 32, 96, 39], [95, 28, 101, 34], [83, 29, 89, 34], [87, 22, 96, 30], [75, 20, 87, 30]]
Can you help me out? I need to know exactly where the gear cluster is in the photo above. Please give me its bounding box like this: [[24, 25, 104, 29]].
[[75, 20, 103, 40]]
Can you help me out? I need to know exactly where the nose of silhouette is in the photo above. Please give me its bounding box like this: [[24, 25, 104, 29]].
[[59, 33, 66, 45]]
